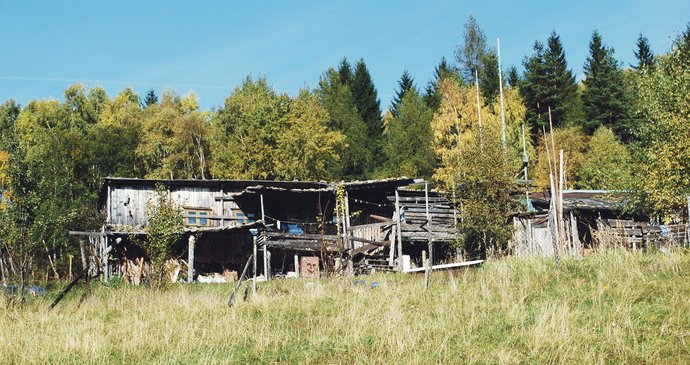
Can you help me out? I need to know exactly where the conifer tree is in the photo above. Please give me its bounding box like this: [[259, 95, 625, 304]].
[[633, 34, 655, 70], [454, 15, 487, 83], [479, 50, 500, 105], [424, 57, 461, 110], [337, 58, 353, 85], [383, 87, 435, 178], [520, 41, 549, 134], [581, 30, 632, 138], [318, 69, 372, 179], [351, 59, 383, 137], [543, 32, 578, 124], [506, 65, 520, 88], [520, 32, 578, 133], [143, 88, 159, 107], [390, 70, 415, 116]]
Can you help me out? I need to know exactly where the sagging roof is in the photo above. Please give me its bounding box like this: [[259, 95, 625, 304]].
[[530, 190, 627, 212], [99, 176, 419, 206]]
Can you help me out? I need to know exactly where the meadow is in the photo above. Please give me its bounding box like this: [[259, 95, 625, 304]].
[[1, 249, 689, 364]]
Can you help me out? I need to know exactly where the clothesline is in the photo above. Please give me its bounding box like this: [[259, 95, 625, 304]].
[[347, 196, 394, 207]]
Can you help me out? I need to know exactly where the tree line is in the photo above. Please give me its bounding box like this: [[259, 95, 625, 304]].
[[0, 17, 688, 282]]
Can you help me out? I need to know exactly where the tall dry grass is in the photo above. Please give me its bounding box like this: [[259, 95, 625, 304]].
[[1, 249, 689, 364]]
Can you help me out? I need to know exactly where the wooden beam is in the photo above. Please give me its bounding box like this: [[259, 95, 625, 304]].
[[348, 236, 389, 247], [252, 235, 257, 298], [395, 190, 403, 271], [69, 231, 106, 237], [188, 234, 196, 283], [370, 214, 392, 222]]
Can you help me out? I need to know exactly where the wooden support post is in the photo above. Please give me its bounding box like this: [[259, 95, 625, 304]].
[[294, 254, 299, 277], [686, 196, 690, 246], [395, 190, 403, 271], [252, 235, 257, 297], [388, 226, 395, 267], [260, 194, 265, 223], [263, 245, 269, 281], [422, 250, 429, 289], [344, 190, 353, 276], [558, 149, 565, 254], [220, 188, 225, 226], [68, 255, 73, 281], [344, 191, 351, 235], [79, 239, 87, 274], [106, 183, 112, 223], [188, 234, 196, 282], [425, 183, 433, 290]]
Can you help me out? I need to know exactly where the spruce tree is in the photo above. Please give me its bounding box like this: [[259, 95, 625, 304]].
[[454, 15, 487, 83], [582, 30, 632, 138], [520, 32, 578, 133], [143, 89, 159, 107], [543, 31, 578, 125], [424, 57, 461, 110], [520, 41, 549, 134], [351, 59, 383, 137], [506, 65, 520, 88], [479, 50, 500, 105], [383, 88, 435, 178], [390, 71, 414, 116], [337, 58, 353, 85], [633, 34, 655, 70]]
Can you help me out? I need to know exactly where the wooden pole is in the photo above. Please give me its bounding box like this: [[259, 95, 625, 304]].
[[543, 126, 560, 265], [294, 254, 299, 276], [388, 227, 395, 267], [252, 235, 257, 297], [522, 123, 530, 209], [424, 183, 433, 290], [395, 190, 403, 271], [220, 188, 225, 226], [687, 196, 690, 246], [422, 250, 428, 289], [558, 149, 565, 254], [475, 69, 483, 152], [227, 253, 254, 308], [68, 255, 73, 281], [260, 194, 265, 222], [497, 37, 507, 153], [187, 234, 195, 282], [548, 107, 558, 186], [344, 190, 353, 275], [263, 245, 269, 281]]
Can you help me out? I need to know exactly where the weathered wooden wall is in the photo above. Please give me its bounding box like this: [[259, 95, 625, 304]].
[[107, 185, 241, 227]]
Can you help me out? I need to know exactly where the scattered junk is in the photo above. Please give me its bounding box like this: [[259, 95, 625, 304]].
[[2, 284, 46, 296]]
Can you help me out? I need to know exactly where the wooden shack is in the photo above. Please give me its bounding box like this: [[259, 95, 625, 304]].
[[71, 177, 463, 282], [511, 190, 688, 256]]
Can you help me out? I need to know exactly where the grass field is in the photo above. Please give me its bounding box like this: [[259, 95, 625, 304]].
[[1, 249, 689, 364]]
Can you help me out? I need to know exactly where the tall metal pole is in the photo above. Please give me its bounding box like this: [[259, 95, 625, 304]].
[[497, 37, 507, 153]]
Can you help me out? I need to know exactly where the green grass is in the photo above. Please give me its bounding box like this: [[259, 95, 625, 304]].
[[1, 249, 689, 364]]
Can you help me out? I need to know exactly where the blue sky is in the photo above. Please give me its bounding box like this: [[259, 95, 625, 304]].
[[0, 0, 688, 110]]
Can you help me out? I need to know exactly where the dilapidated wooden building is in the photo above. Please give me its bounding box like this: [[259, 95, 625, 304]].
[[71, 177, 463, 282]]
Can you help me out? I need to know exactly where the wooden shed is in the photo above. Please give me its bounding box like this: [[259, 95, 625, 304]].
[[72, 177, 464, 282]]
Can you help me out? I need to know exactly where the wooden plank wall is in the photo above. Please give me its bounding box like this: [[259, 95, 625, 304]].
[[108, 184, 242, 227]]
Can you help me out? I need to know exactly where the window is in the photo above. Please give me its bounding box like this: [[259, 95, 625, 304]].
[[185, 208, 211, 226]]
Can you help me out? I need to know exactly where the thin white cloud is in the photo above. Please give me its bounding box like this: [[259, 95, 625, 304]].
[[0, 76, 230, 90]]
